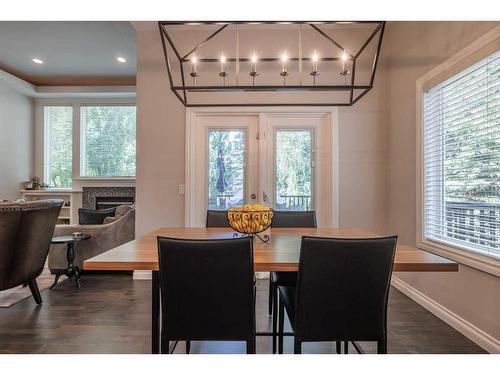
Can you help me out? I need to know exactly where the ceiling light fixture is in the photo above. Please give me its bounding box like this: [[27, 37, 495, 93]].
[[158, 21, 386, 107], [32, 58, 43, 64], [117, 57, 127, 63]]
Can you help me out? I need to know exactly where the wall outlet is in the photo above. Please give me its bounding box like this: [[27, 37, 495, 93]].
[[178, 184, 185, 195]]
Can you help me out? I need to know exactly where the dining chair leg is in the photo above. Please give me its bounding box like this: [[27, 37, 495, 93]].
[[268, 277, 273, 315], [247, 338, 256, 354], [186, 340, 191, 354], [294, 339, 302, 354], [377, 339, 387, 354], [344, 341, 349, 354], [278, 294, 285, 354], [336, 341, 341, 354], [160, 336, 169, 354], [272, 283, 279, 354], [151, 271, 160, 354], [28, 278, 42, 304]]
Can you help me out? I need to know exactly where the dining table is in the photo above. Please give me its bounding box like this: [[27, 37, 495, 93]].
[[84, 227, 458, 354]]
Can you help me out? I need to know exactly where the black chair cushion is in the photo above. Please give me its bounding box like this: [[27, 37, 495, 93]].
[[157, 236, 255, 342], [78, 207, 117, 225], [206, 210, 230, 228], [294, 236, 397, 342], [271, 211, 317, 228]]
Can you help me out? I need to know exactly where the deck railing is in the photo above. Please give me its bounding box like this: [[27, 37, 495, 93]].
[[444, 201, 500, 249], [278, 195, 312, 211]]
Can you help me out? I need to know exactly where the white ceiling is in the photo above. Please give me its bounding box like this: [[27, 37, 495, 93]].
[[0, 21, 136, 85]]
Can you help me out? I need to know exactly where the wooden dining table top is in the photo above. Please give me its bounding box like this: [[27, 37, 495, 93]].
[[83, 227, 458, 273]]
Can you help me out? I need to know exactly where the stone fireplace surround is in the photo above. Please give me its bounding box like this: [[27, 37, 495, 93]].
[[82, 187, 135, 209]]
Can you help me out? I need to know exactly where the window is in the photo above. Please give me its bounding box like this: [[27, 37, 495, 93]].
[[275, 129, 313, 211], [44, 106, 73, 188], [80, 106, 136, 177], [423, 50, 500, 259], [207, 129, 245, 210]]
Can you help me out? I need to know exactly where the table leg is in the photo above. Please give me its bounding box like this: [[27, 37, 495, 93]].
[[67, 242, 75, 280], [152, 270, 160, 354]]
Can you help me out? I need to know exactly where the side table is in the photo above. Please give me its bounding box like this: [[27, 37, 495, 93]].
[[50, 234, 91, 289]]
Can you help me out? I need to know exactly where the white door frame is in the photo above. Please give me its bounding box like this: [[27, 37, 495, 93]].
[[185, 107, 339, 228]]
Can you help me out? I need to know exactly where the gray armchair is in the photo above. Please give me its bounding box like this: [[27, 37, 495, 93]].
[[0, 199, 63, 304], [48, 206, 135, 273]]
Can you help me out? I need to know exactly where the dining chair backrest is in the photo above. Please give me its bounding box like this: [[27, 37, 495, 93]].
[[206, 210, 230, 228], [157, 236, 255, 341], [272, 211, 317, 228], [294, 236, 397, 342]]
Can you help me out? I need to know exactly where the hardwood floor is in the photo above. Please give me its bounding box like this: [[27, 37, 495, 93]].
[[0, 273, 486, 354]]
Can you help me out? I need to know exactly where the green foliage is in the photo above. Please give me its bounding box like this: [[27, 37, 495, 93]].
[[46, 107, 72, 188], [275, 130, 312, 198], [208, 130, 244, 208], [82, 106, 136, 177], [444, 60, 500, 204]]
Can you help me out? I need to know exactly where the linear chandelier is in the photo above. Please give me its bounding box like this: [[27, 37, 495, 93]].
[[159, 21, 385, 107]]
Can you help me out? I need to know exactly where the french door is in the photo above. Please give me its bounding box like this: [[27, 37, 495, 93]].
[[186, 111, 335, 227]]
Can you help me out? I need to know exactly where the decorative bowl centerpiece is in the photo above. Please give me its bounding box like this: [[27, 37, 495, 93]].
[[227, 204, 273, 242]]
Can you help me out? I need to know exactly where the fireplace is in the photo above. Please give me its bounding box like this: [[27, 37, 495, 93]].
[[95, 196, 135, 210], [82, 187, 135, 209]]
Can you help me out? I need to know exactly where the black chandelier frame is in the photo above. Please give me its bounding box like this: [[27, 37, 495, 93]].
[[158, 21, 385, 107]]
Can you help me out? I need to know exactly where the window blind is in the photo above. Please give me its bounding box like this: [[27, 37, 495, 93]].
[[423, 50, 500, 259]]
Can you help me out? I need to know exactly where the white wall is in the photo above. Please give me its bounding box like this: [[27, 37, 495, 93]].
[[136, 27, 186, 235], [0, 82, 34, 199], [135, 23, 390, 236], [384, 21, 500, 351]]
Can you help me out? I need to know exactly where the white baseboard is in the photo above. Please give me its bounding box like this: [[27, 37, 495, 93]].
[[133, 270, 152, 280], [391, 276, 500, 354]]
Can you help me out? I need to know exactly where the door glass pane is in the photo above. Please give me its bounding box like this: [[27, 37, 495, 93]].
[[208, 130, 245, 210], [275, 130, 313, 210]]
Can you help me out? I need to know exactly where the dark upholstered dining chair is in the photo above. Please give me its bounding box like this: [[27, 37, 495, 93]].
[[269, 210, 317, 353], [277, 236, 397, 354], [157, 236, 256, 354], [0, 199, 63, 304], [206, 210, 230, 228]]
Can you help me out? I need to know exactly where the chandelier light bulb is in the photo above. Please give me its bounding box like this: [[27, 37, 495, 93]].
[[190, 54, 198, 74], [310, 50, 320, 84], [340, 50, 351, 79], [219, 52, 228, 86], [281, 52, 289, 74], [281, 52, 289, 64], [312, 51, 319, 63], [251, 53, 258, 64], [311, 50, 319, 73]]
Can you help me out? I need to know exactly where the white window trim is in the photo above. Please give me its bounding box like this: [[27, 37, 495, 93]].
[[416, 25, 500, 277], [35, 97, 137, 185], [185, 107, 339, 229]]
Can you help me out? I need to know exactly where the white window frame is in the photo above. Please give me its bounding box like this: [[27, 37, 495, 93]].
[[35, 98, 137, 185], [185, 107, 339, 228], [416, 26, 500, 277]]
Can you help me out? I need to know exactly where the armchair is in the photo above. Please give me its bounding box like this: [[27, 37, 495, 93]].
[[48, 206, 135, 272], [0, 199, 63, 304]]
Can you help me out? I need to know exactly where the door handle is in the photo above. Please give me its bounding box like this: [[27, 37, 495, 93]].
[[251, 193, 256, 199], [262, 190, 268, 202]]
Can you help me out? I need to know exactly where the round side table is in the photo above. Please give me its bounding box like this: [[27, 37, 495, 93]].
[[50, 234, 91, 289]]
